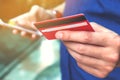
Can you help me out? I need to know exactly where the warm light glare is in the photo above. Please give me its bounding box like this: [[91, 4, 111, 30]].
[[0, 0, 64, 22]]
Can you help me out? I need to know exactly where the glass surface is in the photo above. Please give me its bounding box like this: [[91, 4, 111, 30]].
[[0, 27, 61, 80], [0, 0, 64, 79]]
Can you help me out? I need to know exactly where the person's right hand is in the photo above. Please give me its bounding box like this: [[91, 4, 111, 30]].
[[55, 22, 120, 78], [11, 5, 54, 40]]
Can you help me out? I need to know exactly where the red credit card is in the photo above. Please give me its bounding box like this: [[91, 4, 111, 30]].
[[34, 14, 94, 40]]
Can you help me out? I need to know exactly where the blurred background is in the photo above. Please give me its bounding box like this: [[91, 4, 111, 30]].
[[0, 0, 64, 80], [0, 0, 64, 22]]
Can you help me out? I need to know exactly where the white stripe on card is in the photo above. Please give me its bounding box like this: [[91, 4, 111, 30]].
[[41, 22, 88, 32]]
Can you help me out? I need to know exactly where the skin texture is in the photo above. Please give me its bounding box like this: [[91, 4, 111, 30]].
[[55, 22, 120, 78]]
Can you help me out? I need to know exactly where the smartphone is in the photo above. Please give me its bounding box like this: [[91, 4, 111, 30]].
[[0, 19, 42, 36]]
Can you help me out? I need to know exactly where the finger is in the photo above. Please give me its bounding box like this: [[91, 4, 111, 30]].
[[70, 48, 110, 78], [77, 63, 108, 78], [20, 31, 32, 38], [10, 13, 28, 26], [20, 31, 39, 40], [31, 22, 38, 30], [12, 29, 20, 34], [11, 13, 35, 30], [29, 5, 40, 16], [69, 48, 113, 78], [29, 5, 40, 20], [56, 31, 116, 46], [31, 34, 38, 39], [64, 42, 104, 59], [21, 31, 27, 37], [16, 20, 34, 30], [68, 48, 113, 68], [65, 42, 119, 63]]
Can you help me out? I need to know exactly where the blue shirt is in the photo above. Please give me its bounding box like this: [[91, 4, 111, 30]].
[[60, 0, 120, 80]]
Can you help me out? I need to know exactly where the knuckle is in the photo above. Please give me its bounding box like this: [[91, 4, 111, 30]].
[[98, 60, 117, 77], [96, 73, 105, 78], [97, 72, 108, 78], [63, 31, 72, 40], [112, 54, 119, 62], [31, 5, 41, 11], [75, 55, 82, 63], [83, 32, 93, 42], [30, 5, 44, 15], [77, 45, 85, 53], [104, 66, 113, 73], [67, 34, 72, 40], [114, 35, 120, 47], [97, 67, 111, 78], [104, 48, 119, 63], [101, 37, 108, 43], [107, 52, 119, 62], [96, 65, 114, 78]]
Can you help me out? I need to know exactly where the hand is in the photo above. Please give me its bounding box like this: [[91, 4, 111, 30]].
[[11, 5, 54, 40], [55, 22, 120, 78]]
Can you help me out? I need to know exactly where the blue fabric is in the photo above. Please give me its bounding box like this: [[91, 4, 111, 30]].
[[60, 0, 120, 80]]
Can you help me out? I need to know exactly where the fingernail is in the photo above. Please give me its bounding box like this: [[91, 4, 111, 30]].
[[55, 32, 63, 39], [32, 34, 37, 39], [21, 31, 26, 36], [12, 29, 18, 34]]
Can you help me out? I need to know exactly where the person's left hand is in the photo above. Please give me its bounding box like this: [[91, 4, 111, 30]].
[[55, 22, 120, 78], [10, 5, 54, 40]]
